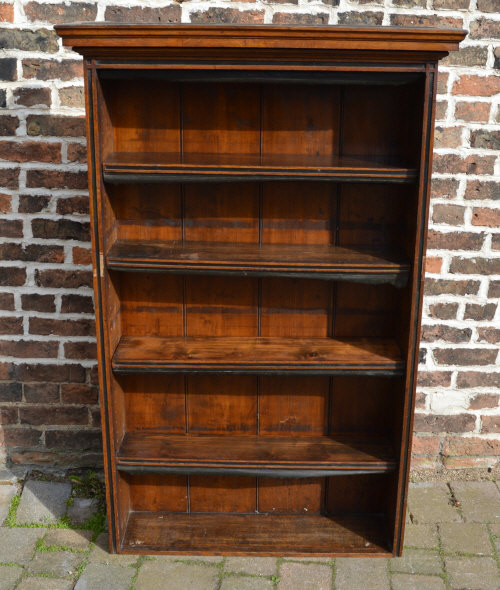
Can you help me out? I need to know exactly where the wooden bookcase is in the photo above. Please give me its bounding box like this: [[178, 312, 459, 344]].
[[57, 24, 464, 557]]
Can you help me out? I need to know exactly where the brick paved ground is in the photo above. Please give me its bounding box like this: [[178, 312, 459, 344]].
[[0, 477, 499, 589]]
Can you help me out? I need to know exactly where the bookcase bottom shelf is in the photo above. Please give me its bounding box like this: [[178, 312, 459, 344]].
[[121, 512, 391, 556]]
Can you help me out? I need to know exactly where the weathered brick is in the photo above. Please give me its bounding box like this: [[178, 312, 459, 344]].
[[432, 203, 465, 225], [32, 218, 90, 241], [24, 383, 59, 404], [0, 428, 42, 447], [465, 181, 499, 201], [392, 0, 426, 5], [434, 126, 463, 149], [390, 14, 462, 28], [492, 234, 500, 250], [421, 325, 471, 343], [35, 269, 92, 289], [469, 394, 500, 410], [29, 317, 95, 337], [25, 2, 97, 23], [455, 101, 491, 123], [428, 302, 458, 320], [424, 278, 480, 296], [338, 11, 383, 25], [27, 169, 88, 190], [413, 413, 476, 433], [0, 243, 64, 263], [0, 4, 13, 22], [64, 341, 97, 360], [73, 246, 92, 265], [192, 8, 264, 24], [18, 194, 50, 213], [20, 406, 88, 426], [0, 266, 25, 286], [0, 141, 61, 163], [431, 178, 459, 200], [434, 348, 497, 366], [0, 58, 16, 81], [26, 114, 85, 137], [443, 436, 500, 457], [477, 327, 500, 344], [56, 196, 89, 216], [59, 86, 84, 109], [0, 382, 22, 402], [0, 292, 14, 310], [21, 294, 55, 313], [0, 317, 23, 335], [464, 303, 497, 321], [477, 0, 499, 10], [0, 340, 58, 359], [23, 59, 83, 81], [433, 0, 469, 7], [470, 17, 500, 39], [0, 407, 18, 425], [13, 86, 51, 107], [67, 143, 87, 163], [0, 115, 19, 136], [0, 219, 23, 238], [450, 257, 500, 275], [471, 130, 500, 151], [45, 429, 101, 450], [412, 435, 441, 455], [417, 371, 452, 387], [105, 5, 181, 23], [0, 28, 58, 52], [453, 75, 500, 97], [433, 153, 495, 175], [489, 281, 500, 297], [482, 416, 500, 433], [61, 383, 98, 405], [61, 294, 94, 314], [273, 12, 329, 25], [0, 89, 7, 108], [427, 230, 484, 251], [435, 101, 447, 120], [457, 372, 500, 388], [442, 45, 488, 67]]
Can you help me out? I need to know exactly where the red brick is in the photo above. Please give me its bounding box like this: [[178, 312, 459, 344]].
[[411, 435, 441, 455], [417, 371, 452, 388], [18, 194, 50, 213], [105, 5, 181, 22], [470, 17, 500, 40], [73, 247, 92, 265], [443, 456, 496, 469], [431, 179, 460, 200], [35, 269, 92, 289], [0, 292, 14, 311], [443, 435, 500, 457], [0, 219, 23, 238], [433, 348, 497, 366], [477, 0, 499, 11], [415, 392, 426, 409], [390, 14, 462, 28], [27, 170, 88, 190], [489, 281, 500, 297], [435, 101, 447, 120], [20, 406, 89, 426], [392, 0, 425, 5], [421, 325, 471, 343], [14, 363, 86, 384], [0, 115, 19, 136], [0, 141, 60, 163], [23, 59, 83, 82], [56, 196, 89, 216], [492, 234, 500, 250], [61, 383, 98, 405], [428, 302, 458, 320], [32, 219, 90, 241], [0, 168, 19, 189], [24, 383, 59, 404], [67, 143, 86, 163], [464, 180, 499, 201], [434, 127, 463, 149], [455, 101, 491, 123], [338, 11, 383, 25], [0, 4, 13, 22], [442, 46, 489, 67], [427, 230, 484, 250], [272, 12, 328, 25], [61, 294, 94, 314], [13, 87, 51, 107], [413, 413, 475, 433], [477, 328, 500, 344], [411, 456, 439, 469], [0, 428, 41, 447], [25, 2, 97, 23], [64, 341, 97, 360], [0, 243, 64, 263], [0, 58, 16, 81], [471, 207, 500, 227], [469, 394, 500, 410], [425, 257, 442, 273], [424, 278, 480, 296], [432, 203, 465, 225], [433, 0, 469, 7], [45, 429, 101, 450], [29, 317, 95, 337], [0, 340, 58, 359], [0, 407, 18, 425], [0, 193, 11, 213], [26, 115, 85, 137], [437, 72, 449, 95], [0, 382, 22, 402], [433, 154, 496, 176], [0, 267, 26, 287], [481, 416, 500, 433], [0, 317, 23, 335], [453, 75, 500, 97], [457, 372, 500, 388], [450, 257, 500, 275], [464, 303, 497, 321]]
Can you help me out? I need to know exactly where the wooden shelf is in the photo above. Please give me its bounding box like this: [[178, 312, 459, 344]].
[[112, 336, 404, 375], [107, 240, 410, 286], [103, 152, 418, 184], [117, 433, 397, 476], [122, 512, 391, 556]]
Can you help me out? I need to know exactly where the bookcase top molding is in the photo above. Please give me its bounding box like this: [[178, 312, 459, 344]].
[[56, 23, 466, 62]]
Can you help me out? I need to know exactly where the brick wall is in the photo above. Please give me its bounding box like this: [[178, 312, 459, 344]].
[[0, 0, 498, 471]]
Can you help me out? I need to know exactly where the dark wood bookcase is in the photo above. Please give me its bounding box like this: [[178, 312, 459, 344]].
[[57, 24, 464, 557]]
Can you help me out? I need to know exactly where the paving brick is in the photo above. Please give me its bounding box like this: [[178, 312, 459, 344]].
[[0, 466, 27, 484], [403, 524, 439, 549], [0, 565, 22, 590], [445, 556, 499, 590], [89, 533, 138, 566], [27, 550, 84, 578], [67, 497, 98, 525], [225, 557, 277, 576], [439, 523, 492, 556], [408, 483, 461, 524], [135, 560, 219, 590], [278, 561, 332, 590], [449, 482, 500, 523], [17, 480, 71, 525], [0, 484, 16, 524], [172, 555, 223, 563], [221, 576, 274, 590], [390, 549, 443, 575], [44, 528, 93, 550], [17, 578, 73, 590], [336, 559, 390, 590], [74, 562, 135, 590], [0, 527, 47, 565], [391, 574, 446, 590]]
